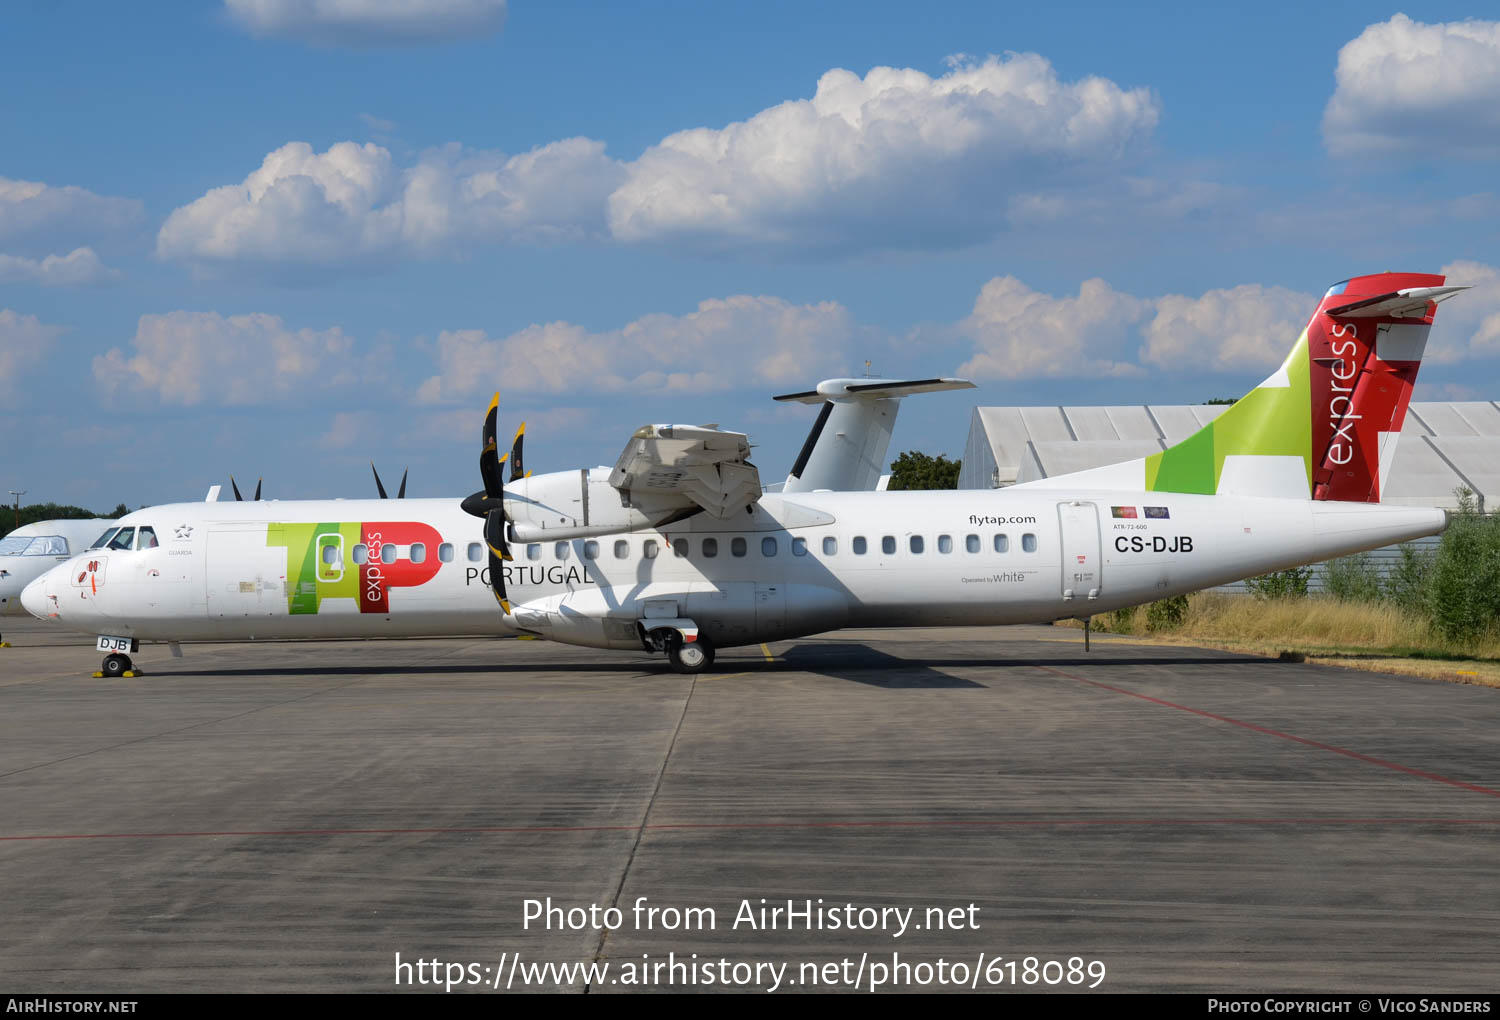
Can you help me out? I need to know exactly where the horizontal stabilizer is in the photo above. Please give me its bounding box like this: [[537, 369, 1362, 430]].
[[1326, 286, 1468, 319], [775, 377, 974, 404]]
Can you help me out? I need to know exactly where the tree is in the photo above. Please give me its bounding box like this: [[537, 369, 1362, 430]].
[[887, 451, 960, 490]]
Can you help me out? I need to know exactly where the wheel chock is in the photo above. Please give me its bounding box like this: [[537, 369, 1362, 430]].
[[122, 670, 144, 677], [91, 671, 105, 678], [0, 641, 11, 647]]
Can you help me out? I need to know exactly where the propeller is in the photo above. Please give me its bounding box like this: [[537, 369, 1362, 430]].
[[460, 393, 513, 614], [508, 422, 527, 483], [372, 463, 408, 499], [229, 475, 262, 501]]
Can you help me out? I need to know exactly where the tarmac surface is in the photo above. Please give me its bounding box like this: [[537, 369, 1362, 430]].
[[1, 615, 1498, 994]]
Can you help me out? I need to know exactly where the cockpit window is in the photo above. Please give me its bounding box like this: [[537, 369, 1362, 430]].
[[90, 528, 119, 550], [136, 527, 159, 550], [106, 528, 136, 551], [0, 536, 32, 556], [31, 536, 68, 555]]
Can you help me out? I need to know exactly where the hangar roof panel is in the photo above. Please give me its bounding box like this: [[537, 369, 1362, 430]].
[[1103, 406, 1162, 440], [1407, 404, 1476, 436], [1062, 406, 1119, 441], [1018, 406, 1074, 443]]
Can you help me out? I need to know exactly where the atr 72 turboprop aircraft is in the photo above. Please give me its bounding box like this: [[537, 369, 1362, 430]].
[[23, 272, 1464, 676]]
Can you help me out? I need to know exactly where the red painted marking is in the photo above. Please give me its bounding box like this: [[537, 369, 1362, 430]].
[[1, 817, 1499, 843], [1035, 664, 1500, 799]]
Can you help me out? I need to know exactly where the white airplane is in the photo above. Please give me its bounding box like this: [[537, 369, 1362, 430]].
[[22, 272, 1463, 678], [0, 518, 118, 634]]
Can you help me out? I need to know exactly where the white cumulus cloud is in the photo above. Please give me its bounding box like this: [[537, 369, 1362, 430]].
[[156, 139, 624, 266], [93, 311, 357, 405], [0, 309, 65, 398], [158, 53, 1160, 267], [1142, 284, 1315, 371], [957, 277, 1326, 380], [225, 0, 507, 46], [1324, 14, 1500, 157], [0, 177, 143, 252], [416, 295, 855, 403], [1429, 260, 1500, 361], [0, 247, 119, 286], [610, 54, 1159, 250], [958, 277, 1150, 380]]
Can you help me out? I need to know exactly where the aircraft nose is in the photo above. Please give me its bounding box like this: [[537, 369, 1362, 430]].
[[21, 572, 54, 621]]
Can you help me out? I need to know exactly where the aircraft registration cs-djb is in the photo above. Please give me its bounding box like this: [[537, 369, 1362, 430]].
[[22, 272, 1465, 676]]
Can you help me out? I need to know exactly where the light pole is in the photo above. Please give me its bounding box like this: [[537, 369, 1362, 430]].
[[7, 491, 23, 533]]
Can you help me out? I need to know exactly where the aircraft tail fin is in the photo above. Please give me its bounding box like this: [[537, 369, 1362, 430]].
[[1016, 272, 1465, 501], [776, 377, 974, 493]]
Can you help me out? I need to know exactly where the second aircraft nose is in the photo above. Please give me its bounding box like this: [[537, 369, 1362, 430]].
[[21, 571, 57, 621]]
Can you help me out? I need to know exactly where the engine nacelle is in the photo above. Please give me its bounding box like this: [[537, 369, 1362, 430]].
[[506, 468, 688, 542]]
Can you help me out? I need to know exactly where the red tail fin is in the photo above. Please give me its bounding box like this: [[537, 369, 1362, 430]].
[[1307, 272, 1459, 502]]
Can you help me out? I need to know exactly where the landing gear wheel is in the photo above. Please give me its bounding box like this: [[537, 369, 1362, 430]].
[[667, 634, 714, 674], [102, 653, 133, 678]]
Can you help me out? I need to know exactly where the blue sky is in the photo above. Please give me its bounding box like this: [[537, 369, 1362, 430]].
[[3, 1, 1498, 509]]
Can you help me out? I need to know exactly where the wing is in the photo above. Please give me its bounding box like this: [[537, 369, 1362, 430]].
[[609, 424, 762, 519]]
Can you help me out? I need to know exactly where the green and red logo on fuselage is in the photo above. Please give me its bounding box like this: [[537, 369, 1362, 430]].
[[268, 521, 443, 614]]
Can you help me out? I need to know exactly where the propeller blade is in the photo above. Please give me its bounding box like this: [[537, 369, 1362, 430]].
[[230, 476, 243, 502], [509, 422, 526, 483], [372, 462, 388, 499], [487, 547, 511, 614], [253, 478, 262, 501], [484, 512, 513, 562], [397, 468, 407, 499]]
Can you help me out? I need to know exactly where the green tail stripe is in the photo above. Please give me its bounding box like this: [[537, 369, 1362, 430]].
[[1144, 331, 1312, 495]]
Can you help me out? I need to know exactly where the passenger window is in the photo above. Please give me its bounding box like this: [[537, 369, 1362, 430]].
[[380, 543, 398, 564], [555, 542, 570, 560], [938, 535, 952, 554], [994, 534, 1009, 553], [584, 541, 599, 559], [909, 535, 924, 554], [965, 534, 980, 553], [792, 537, 807, 556], [731, 537, 747, 557], [672, 538, 688, 558], [467, 542, 483, 562], [702, 538, 718, 558], [410, 542, 426, 564], [762, 537, 777, 556], [643, 540, 659, 559], [526, 544, 541, 561], [353, 544, 369, 564], [321, 544, 339, 565], [614, 540, 629, 559], [90, 529, 119, 550], [439, 543, 454, 562], [107, 528, 135, 551], [881, 536, 896, 555], [822, 536, 837, 556], [1022, 533, 1038, 553], [853, 536, 867, 555]]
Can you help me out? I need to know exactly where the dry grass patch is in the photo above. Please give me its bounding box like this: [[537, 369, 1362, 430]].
[[1064, 593, 1500, 688]]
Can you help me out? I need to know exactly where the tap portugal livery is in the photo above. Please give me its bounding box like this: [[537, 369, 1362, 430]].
[[22, 273, 1464, 676]]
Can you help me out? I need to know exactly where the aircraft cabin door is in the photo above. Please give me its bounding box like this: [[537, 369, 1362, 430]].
[[1057, 501, 1102, 602]]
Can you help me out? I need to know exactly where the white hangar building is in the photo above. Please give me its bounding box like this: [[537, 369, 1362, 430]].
[[959, 401, 1500, 511]]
